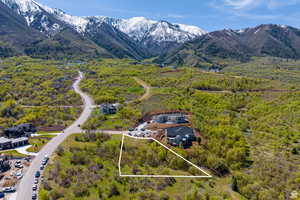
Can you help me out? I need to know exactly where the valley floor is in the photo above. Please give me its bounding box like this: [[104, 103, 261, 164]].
[[0, 57, 299, 200]]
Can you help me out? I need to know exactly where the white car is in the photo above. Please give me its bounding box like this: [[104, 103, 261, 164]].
[[3, 187, 16, 193], [15, 163, 23, 168], [32, 184, 37, 191]]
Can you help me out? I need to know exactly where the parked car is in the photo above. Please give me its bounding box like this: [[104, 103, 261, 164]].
[[32, 192, 37, 200], [40, 165, 44, 170], [32, 184, 37, 191], [0, 192, 5, 198], [15, 171, 23, 179], [3, 187, 16, 193], [41, 160, 46, 166], [15, 163, 23, 168], [41, 155, 49, 165], [35, 171, 40, 178], [128, 128, 134, 132], [34, 178, 38, 184]]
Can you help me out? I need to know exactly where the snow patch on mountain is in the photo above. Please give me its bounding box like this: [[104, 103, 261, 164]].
[[46, 9, 89, 33], [1, 0, 206, 44], [1, 0, 39, 14], [101, 16, 206, 43], [114, 17, 157, 41], [176, 24, 206, 36]]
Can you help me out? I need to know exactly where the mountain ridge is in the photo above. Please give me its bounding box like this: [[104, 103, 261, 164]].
[[0, 0, 206, 58], [1, 0, 300, 63], [157, 24, 300, 66]]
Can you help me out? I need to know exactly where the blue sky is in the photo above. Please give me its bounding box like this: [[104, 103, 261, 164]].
[[38, 0, 300, 31]]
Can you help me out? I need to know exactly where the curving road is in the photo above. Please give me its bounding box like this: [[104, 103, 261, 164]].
[[16, 71, 94, 200], [133, 77, 152, 101]]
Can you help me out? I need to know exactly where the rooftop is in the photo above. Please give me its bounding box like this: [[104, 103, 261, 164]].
[[11, 137, 29, 143], [0, 137, 29, 144], [166, 126, 194, 138], [0, 137, 11, 144]]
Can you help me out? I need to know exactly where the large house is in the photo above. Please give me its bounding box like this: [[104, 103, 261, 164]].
[[154, 114, 188, 124], [0, 137, 29, 150], [0, 123, 35, 150], [165, 126, 196, 147]]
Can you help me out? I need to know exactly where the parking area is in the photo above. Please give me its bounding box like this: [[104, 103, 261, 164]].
[[127, 122, 154, 138], [0, 157, 32, 200]]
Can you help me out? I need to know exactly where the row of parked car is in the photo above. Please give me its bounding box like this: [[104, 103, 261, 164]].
[[32, 155, 49, 200], [0, 186, 16, 198]]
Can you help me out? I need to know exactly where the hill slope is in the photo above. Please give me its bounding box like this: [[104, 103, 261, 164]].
[[158, 24, 300, 66], [0, 1, 44, 57]]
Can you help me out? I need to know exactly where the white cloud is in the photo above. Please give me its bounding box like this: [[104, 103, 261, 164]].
[[167, 14, 185, 19], [220, 0, 300, 10], [223, 0, 260, 9]]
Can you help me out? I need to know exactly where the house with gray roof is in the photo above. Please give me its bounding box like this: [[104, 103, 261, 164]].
[[165, 126, 196, 147], [100, 103, 120, 115], [154, 114, 188, 124]]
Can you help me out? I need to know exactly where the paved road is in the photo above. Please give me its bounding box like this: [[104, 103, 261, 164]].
[[15, 145, 38, 156], [16, 71, 94, 200]]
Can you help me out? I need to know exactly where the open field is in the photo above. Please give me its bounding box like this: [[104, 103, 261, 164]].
[[27, 135, 56, 153], [39, 133, 238, 200]]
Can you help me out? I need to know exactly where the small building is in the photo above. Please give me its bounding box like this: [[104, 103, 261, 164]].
[[165, 126, 196, 147], [0, 137, 29, 150], [209, 65, 221, 73], [100, 104, 118, 115]]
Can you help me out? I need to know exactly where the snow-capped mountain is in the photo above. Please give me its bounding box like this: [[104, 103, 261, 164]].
[[1, 0, 206, 56], [98, 16, 206, 43], [0, 0, 207, 58], [96, 16, 206, 55], [1, 0, 62, 35]]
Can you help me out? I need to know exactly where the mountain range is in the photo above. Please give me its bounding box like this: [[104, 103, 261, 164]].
[[157, 24, 300, 66], [0, 0, 205, 59], [1, 0, 300, 64]]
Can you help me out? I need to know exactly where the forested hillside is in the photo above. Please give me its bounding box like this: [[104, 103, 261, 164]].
[[0, 57, 81, 129]]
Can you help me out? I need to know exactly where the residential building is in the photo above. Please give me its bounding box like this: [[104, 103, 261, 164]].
[[4, 123, 36, 138], [100, 103, 119, 115], [165, 126, 196, 147], [0, 137, 29, 150], [153, 114, 188, 124]]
